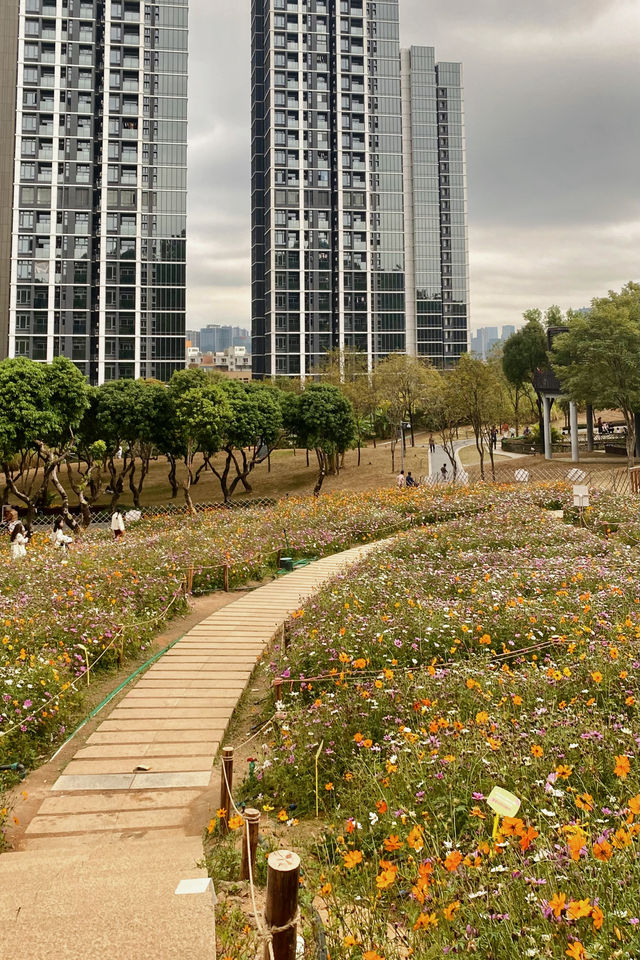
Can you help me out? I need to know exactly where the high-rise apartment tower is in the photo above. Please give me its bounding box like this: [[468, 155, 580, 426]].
[[250, 0, 468, 378], [5, 0, 188, 383]]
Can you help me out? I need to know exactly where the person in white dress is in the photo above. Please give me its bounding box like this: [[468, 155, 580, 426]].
[[51, 517, 73, 551], [111, 510, 125, 539], [10, 521, 28, 560]]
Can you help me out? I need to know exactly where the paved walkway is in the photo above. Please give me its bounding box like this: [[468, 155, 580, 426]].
[[0, 542, 382, 960]]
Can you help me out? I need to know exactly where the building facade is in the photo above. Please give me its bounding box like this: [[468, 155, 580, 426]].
[[6, 0, 187, 383], [250, 0, 468, 378], [199, 323, 251, 354]]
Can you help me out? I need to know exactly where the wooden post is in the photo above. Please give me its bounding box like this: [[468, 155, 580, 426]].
[[223, 563, 229, 592], [218, 746, 234, 836], [187, 565, 194, 595], [240, 807, 260, 881], [264, 849, 300, 960], [273, 678, 283, 702]]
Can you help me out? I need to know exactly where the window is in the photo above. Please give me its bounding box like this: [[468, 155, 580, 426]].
[[20, 162, 35, 180]]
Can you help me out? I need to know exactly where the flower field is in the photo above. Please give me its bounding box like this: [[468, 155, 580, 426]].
[[242, 488, 640, 959], [1, 485, 503, 771]]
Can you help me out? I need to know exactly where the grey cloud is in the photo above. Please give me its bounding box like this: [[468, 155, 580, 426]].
[[185, 0, 638, 333]]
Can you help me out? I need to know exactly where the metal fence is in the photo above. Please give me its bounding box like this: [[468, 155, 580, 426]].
[[2, 496, 280, 531], [463, 458, 639, 497]]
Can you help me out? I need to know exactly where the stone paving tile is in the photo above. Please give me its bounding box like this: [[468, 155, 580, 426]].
[[73, 741, 219, 759], [87, 728, 219, 744], [63, 756, 212, 776], [130, 771, 211, 789], [52, 773, 135, 791], [39, 790, 201, 815]]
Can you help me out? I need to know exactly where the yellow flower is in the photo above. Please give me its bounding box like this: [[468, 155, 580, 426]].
[[227, 815, 244, 831], [531, 744, 544, 758], [443, 900, 461, 921], [343, 849, 363, 869], [277, 809, 288, 822], [614, 755, 631, 779], [413, 912, 438, 930]]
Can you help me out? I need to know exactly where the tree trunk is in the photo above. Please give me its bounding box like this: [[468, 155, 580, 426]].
[[535, 391, 545, 443], [514, 385, 520, 437], [357, 440, 361, 466], [409, 416, 415, 447], [183, 456, 197, 515], [306, 448, 309, 467], [166, 455, 179, 499], [50, 462, 79, 531]]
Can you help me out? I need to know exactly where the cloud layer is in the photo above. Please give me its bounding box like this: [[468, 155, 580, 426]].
[[186, 0, 640, 333]]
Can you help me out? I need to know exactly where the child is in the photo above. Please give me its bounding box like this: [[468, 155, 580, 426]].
[[51, 517, 73, 551], [10, 521, 28, 560], [111, 510, 125, 539]]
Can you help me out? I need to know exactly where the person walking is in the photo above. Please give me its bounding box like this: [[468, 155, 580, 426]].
[[111, 510, 125, 540], [10, 520, 28, 560], [440, 462, 449, 483], [428, 434, 436, 453], [396, 470, 406, 489], [51, 516, 73, 551]]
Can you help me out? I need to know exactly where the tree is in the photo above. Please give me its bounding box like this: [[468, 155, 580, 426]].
[[0, 357, 89, 529], [173, 382, 231, 513], [286, 384, 356, 496], [425, 370, 463, 478], [502, 311, 549, 438], [205, 381, 285, 501], [450, 354, 509, 480], [93, 379, 163, 510], [373, 354, 435, 447], [550, 282, 640, 465], [314, 348, 376, 463]]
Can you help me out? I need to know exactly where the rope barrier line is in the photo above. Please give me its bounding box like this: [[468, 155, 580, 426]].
[[220, 760, 277, 960], [271, 637, 560, 690], [1, 584, 186, 743]]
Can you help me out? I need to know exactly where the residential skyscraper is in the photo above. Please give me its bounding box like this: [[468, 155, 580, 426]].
[[6, 0, 188, 383], [250, 0, 469, 378], [401, 46, 468, 366]]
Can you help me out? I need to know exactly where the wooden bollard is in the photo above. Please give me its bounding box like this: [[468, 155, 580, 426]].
[[223, 563, 229, 592], [218, 746, 234, 835], [187, 565, 194, 595], [240, 807, 260, 881], [264, 849, 300, 960], [273, 678, 283, 702]]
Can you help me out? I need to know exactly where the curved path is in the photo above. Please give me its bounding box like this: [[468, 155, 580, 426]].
[[0, 541, 385, 960]]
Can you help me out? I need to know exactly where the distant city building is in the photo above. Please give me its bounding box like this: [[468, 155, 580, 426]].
[[470, 324, 515, 359], [3, 0, 188, 383], [199, 323, 251, 354], [250, 0, 469, 378], [188, 343, 252, 381], [186, 328, 201, 349]]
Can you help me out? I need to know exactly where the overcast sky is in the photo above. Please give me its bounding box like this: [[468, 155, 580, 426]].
[[186, 0, 640, 334]]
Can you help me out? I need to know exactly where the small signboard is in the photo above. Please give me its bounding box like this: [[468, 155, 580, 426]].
[[487, 787, 521, 818]]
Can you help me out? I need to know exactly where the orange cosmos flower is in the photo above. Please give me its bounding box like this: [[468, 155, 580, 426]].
[[443, 900, 461, 921], [376, 861, 397, 890], [383, 834, 403, 852], [628, 794, 640, 816], [362, 952, 384, 960], [567, 899, 592, 921], [520, 825, 539, 852], [548, 893, 566, 918], [501, 817, 525, 837], [593, 839, 612, 861], [531, 744, 544, 758], [555, 764, 573, 779], [565, 941, 587, 960], [413, 912, 438, 931], [407, 825, 424, 852], [227, 815, 245, 831], [576, 792, 594, 812], [376, 799, 388, 814], [591, 905, 604, 931], [590, 671, 603, 683], [443, 850, 463, 872], [343, 850, 363, 869], [614, 755, 631, 779]]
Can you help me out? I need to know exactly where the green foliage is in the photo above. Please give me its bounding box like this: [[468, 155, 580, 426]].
[[292, 383, 357, 456], [550, 282, 640, 461]]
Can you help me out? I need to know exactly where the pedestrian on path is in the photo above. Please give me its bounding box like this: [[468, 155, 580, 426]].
[[111, 510, 125, 540], [428, 433, 436, 453], [51, 516, 73, 551], [396, 470, 406, 488], [10, 520, 28, 560], [440, 463, 449, 483]]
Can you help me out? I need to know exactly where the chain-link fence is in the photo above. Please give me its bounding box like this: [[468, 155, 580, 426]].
[[463, 458, 639, 497], [2, 496, 280, 531]]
